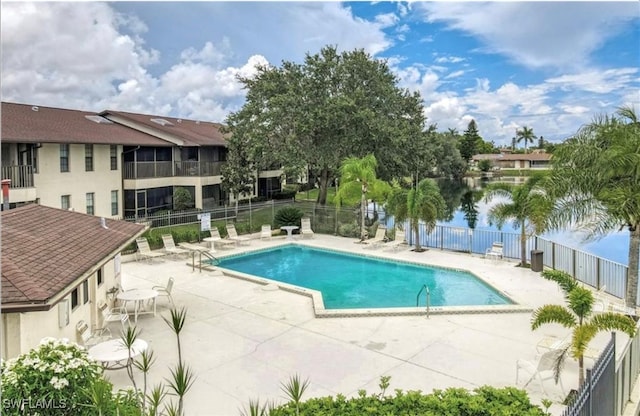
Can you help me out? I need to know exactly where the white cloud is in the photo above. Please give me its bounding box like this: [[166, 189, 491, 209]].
[[434, 56, 465, 64], [417, 2, 638, 70], [545, 68, 639, 94], [374, 12, 399, 28], [444, 70, 465, 80]]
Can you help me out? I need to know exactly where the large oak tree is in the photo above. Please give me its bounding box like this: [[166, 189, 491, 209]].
[[223, 46, 429, 205]]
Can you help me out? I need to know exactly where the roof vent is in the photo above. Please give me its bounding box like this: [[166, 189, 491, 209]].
[[196, 120, 200, 124], [31, 106, 39, 112], [177, 119, 182, 123], [84, 115, 114, 124], [150, 118, 173, 126], [100, 217, 109, 229]]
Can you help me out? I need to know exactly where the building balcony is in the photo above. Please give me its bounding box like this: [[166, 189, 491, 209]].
[[1, 165, 34, 188], [123, 161, 224, 179]]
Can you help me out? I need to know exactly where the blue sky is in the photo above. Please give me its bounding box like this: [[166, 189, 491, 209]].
[[2, 1, 638, 146]]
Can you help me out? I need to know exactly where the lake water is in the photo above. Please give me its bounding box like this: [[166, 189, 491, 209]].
[[434, 177, 630, 265]]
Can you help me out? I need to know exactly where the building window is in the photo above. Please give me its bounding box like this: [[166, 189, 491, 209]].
[[61, 195, 70, 210], [110, 145, 118, 170], [97, 268, 103, 286], [86, 193, 94, 215], [60, 144, 69, 172], [71, 288, 79, 310], [85, 145, 94, 171], [111, 190, 118, 216], [82, 280, 89, 304]]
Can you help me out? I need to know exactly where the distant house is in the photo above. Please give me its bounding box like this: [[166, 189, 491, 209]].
[[1, 204, 145, 358], [471, 151, 551, 170]]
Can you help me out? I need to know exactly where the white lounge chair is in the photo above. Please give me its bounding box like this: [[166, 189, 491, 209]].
[[76, 319, 111, 347], [485, 242, 504, 260], [385, 227, 408, 251], [204, 228, 236, 249], [136, 237, 165, 263], [593, 287, 638, 317], [261, 224, 272, 240], [226, 223, 250, 245], [300, 218, 314, 239], [536, 335, 599, 360], [152, 277, 174, 306], [362, 226, 386, 249], [516, 349, 565, 397], [161, 234, 190, 258]]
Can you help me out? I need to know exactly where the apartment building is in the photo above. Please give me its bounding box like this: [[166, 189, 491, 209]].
[[1, 102, 283, 217]]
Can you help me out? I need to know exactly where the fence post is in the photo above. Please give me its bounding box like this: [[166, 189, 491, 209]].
[[552, 242, 556, 270], [596, 257, 601, 290], [586, 368, 593, 416]]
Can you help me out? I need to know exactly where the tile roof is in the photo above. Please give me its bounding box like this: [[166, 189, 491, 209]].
[[101, 110, 229, 147], [1, 204, 145, 309], [1, 102, 173, 146], [472, 153, 552, 161]]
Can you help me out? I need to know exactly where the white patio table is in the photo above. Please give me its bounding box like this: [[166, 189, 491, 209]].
[[88, 339, 148, 370], [116, 288, 158, 323], [281, 225, 299, 240]]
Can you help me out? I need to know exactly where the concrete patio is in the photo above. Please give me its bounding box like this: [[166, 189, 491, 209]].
[[105, 233, 622, 415]]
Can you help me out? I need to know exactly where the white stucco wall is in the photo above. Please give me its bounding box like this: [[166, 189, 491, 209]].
[[1, 256, 122, 359], [34, 144, 123, 218]]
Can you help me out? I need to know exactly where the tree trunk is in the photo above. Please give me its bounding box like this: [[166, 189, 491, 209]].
[[578, 355, 584, 386], [413, 220, 422, 251], [520, 221, 527, 267], [360, 191, 366, 240], [625, 227, 640, 307], [317, 167, 330, 205]]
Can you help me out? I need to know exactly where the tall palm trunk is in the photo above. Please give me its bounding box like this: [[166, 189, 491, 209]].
[[626, 227, 640, 307], [317, 166, 330, 205], [413, 219, 422, 252], [520, 220, 527, 266], [360, 184, 367, 240]]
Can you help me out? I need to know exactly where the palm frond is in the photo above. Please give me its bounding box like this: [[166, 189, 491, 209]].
[[590, 312, 637, 337], [541, 270, 578, 296], [531, 305, 577, 330]]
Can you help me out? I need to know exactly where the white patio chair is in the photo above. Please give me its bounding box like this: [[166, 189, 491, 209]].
[[204, 228, 236, 249], [136, 237, 165, 263], [226, 223, 250, 245], [516, 349, 565, 397], [97, 299, 129, 330], [485, 242, 504, 260], [592, 285, 638, 317], [261, 224, 272, 240], [76, 320, 111, 347], [362, 226, 386, 249], [300, 218, 314, 239], [152, 277, 175, 306], [385, 227, 408, 251], [161, 234, 190, 258]]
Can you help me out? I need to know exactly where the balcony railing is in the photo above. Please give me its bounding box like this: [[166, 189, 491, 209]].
[[1, 165, 34, 188], [123, 161, 224, 179]]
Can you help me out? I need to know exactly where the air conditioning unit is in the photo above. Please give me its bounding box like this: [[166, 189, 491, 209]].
[[58, 299, 69, 328]]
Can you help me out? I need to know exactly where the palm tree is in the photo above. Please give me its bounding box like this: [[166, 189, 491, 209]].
[[516, 126, 536, 153], [532, 270, 636, 386], [335, 154, 390, 240], [386, 178, 446, 252], [549, 106, 640, 307], [483, 174, 554, 267]]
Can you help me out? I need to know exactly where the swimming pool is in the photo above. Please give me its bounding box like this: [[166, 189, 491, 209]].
[[215, 245, 512, 310]]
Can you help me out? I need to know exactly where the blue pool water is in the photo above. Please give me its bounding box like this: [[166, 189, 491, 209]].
[[217, 246, 512, 309]]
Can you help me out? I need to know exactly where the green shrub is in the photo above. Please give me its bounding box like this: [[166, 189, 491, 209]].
[[263, 382, 547, 415], [338, 223, 360, 238], [272, 190, 297, 200], [274, 207, 304, 228], [0, 338, 112, 415]]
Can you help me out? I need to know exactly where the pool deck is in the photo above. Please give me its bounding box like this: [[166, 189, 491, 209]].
[[109, 233, 628, 415]]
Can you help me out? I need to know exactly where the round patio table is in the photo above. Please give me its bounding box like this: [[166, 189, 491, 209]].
[[88, 339, 148, 370], [117, 288, 158, 323]]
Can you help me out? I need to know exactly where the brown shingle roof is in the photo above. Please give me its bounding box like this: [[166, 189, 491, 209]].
[[101, 110, 228, 147], [1, 204, 145, 309], [1, 102, 171, 146]]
